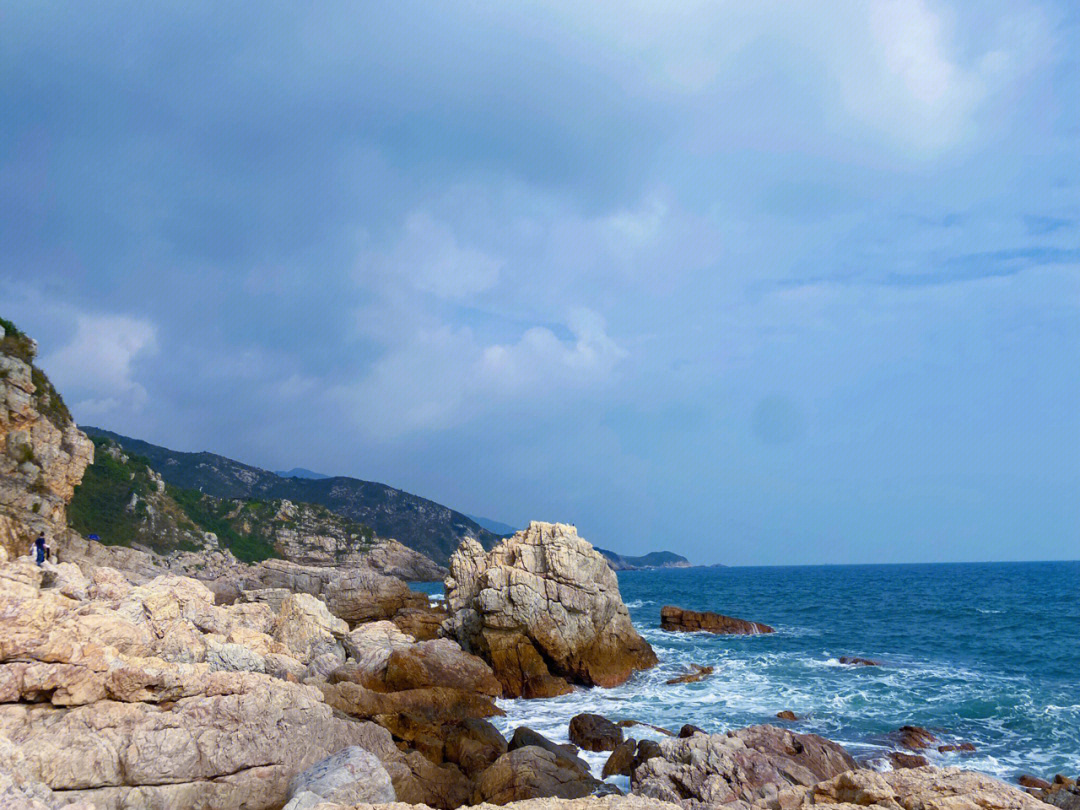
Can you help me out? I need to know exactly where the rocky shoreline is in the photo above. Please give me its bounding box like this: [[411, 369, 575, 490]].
[[1, 321, 1073, 810]]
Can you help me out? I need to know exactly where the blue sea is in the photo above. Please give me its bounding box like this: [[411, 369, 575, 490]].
[[419, 561, 1080, 785]]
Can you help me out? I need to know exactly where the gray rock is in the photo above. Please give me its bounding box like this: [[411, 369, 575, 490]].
[[286, 746, 395, 807], [206, 641, 265, 673]]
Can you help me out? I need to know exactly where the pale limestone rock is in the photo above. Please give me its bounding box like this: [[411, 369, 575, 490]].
[[275, 592, 348, 663], [445, 522, 656, 698], [286, 746, 396, 808]]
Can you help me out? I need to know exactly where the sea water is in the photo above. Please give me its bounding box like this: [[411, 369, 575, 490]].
[[417, 560, 1080, 785]]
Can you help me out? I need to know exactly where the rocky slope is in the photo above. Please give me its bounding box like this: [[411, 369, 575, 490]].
[[68, 436, 444, 580], [84, 427, 498, 565], [594, 549, 690, 571], [444, 522, 658, 698], [0, 319, 93, 564]]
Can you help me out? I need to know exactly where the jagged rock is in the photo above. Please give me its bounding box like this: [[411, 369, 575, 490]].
[[285, 746, 396, 808], [768, 766, 1046, 810], [660, 606, 773, 635], [206, 640, 266, 673], [274, 592, 348, 663], [281, 797, 683, 810], [384, 639, 502, 696], [568, 713, 623, 752], [632, 724, 858, 807], [362, 538, 448, 581], [472, 746, 600, 805], [0, 326, 94, 563], [445, 522, 657, 698]]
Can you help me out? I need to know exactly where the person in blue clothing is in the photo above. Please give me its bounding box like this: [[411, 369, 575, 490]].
[[32, 532, 48, 565]]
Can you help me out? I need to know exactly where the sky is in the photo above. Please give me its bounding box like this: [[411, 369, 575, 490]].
[[2, 1, 1078, 565]]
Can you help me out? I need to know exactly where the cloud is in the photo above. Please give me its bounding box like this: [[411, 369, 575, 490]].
[[339, 308, 625, 438], [371, 211, 503, 300], [43, 315, 158, 418]]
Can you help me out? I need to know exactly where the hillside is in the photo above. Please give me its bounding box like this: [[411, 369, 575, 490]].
[[595, 547, 692, 571], [83, 427, 499, 564]]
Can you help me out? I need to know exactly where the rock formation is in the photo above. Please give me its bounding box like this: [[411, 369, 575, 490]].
[[660, 606, 773, 635], [0, 321, 93, 563], [632, 724, 858, 807], [444, 522, 657, 698], [567, 713, 623, 752]]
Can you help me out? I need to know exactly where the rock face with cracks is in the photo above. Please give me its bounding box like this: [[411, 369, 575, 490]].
[[632, 724, 859, 808], [444, 521, 657, 698]]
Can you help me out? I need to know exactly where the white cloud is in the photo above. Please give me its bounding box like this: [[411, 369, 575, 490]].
[[339, 308, 625, 438], [370, 210, 503, 300], [44, 314, 158, 418]]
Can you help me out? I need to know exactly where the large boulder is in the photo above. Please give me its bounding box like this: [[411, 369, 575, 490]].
[[660, 606, 774, 635], [473, 746, 600, 805], [285, 746, 395, 809], [632, 724, 858, 807], [274, 592, 348, 664], [444, 522, 657, 698], [568, 713, 623, 752], [324, 568, 429, 626]]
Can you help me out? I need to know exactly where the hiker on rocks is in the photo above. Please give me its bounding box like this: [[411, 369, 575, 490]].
[[32, 532, 49, 566]]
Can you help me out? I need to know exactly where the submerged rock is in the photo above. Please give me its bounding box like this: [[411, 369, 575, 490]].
[[665, 664, 714, 685], [838, 656, 881, 666], [660, 606, 774, 635], [889, 752, 930, 769], [444, 521, 657, 698]]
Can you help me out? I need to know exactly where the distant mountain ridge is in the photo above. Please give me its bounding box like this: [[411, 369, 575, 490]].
[[83, 427, 499, 565], [595, 547, 691, 571], [465, 514, 517, 536], [275, 467, 330, 480]]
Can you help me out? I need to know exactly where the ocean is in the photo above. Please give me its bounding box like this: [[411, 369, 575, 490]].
[[419, 560, 1080, 786]]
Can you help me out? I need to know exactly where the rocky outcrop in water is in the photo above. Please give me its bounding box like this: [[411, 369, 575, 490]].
[[0, 321, 93, 564], [632, 724, 858, 807], [444, 521, 657, 698], [660, 606, 773, 635]]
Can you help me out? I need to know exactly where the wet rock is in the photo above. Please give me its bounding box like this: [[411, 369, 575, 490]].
[[473, 746, 600, 805], [444, 522, 657, 698], [938, 742, 976, 753], [617, 719, 674, 736], [889, 751, 930, 769], [444, 718, 507, 777], [678, 724, 706, 738], [633, 739, 663, 773], [665, 664, 713, 685], [1018, 775, 1053, 790], [776, 710, 802, 721], [603, 739, 638, 778], [568, 712, 623, 752], [895, 725, 938, 750], [838, 656, 881, 666], [508, 727, 589, 772], [660, 606, 773, 635], [633, 724, 857, 806]]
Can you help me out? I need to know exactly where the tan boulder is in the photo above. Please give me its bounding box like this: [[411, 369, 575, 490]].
[[472, 746, 600, 806], [444, 522, 657, 698], [275, 592, 348, 663]]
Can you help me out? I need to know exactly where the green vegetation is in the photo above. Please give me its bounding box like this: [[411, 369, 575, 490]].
[[0, 316, 36, 364], [68, 443, 146, 548], [31, 367, 72, 428], [167, 487, 278, 563]]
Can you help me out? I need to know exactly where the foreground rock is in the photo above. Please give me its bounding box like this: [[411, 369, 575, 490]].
[[445, 522, 657, 698], [660, 606, 773, 635], [285, 746, 396, 809], [473, 746, 599, 805], [286, 797, 681, 810], [633, 724, 857, 806], [770, 766, 1046, 810]]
